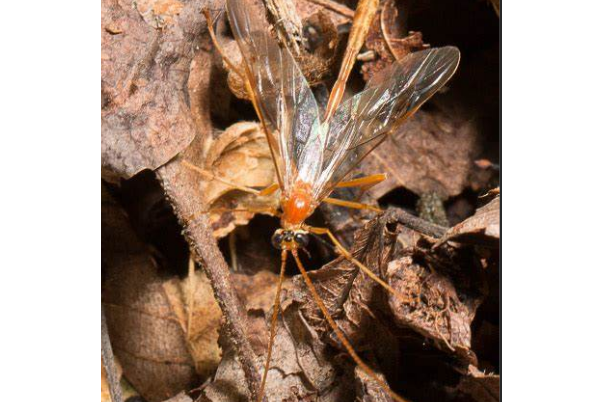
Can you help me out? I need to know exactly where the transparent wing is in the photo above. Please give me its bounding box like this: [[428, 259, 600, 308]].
[[226, 0, 320, 195], [308, 46, 461, 201]]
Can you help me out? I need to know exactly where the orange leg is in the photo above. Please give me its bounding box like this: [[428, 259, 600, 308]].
[[291, 249, 408, 402], [206, 205, 281, 216], [335, 173, 386, 190], [257, 250, 288, 402], [323, 197, 383, 213], [258, 183, 280, 196], [202, 8, 244, 78], [186, 206, 281, 229], [182, 160, 279, 197], [305, 225, 410, 304], [335, 173, 386, 203]]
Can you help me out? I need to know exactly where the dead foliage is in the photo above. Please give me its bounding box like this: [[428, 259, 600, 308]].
[[101, 0, 499, 401], [360, 0, 429, 81]]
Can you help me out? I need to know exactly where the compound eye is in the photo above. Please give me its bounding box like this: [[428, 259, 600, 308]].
[[293, 232, 309, 248], [271, 231, 284, 249]]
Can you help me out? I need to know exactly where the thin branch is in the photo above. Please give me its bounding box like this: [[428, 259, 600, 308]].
[[387, 208, 448, 239], [307, 0, 355, 19], [156, 160, 262, 402]]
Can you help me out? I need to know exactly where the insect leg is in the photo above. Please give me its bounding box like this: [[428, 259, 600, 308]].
[[202, 8, 244, 78], [258, 183, 280, 196], [182, 160, 279, 197], [335, 173, 386, 190], [322, 197, 383, 213], [291, 250, 408, 402], [336, 173, 387, 202], [305, 226, 410, 304], [257, 250, 288, 402]]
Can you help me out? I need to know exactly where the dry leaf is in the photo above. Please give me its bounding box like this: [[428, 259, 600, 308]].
[[103, 185, 198, 401], [198, 122, 280, 238], [386, 252, 481, 363], [456, 365, 500, 402], [298, 209, 405, 355], [354, 365, 394, 402], [101, 0, 208, 179], [162, 392, 194, 402], [361, 0, 428, 81], [202, 283, 354, 402], [163, 270, 223, 379], [361, 109, 481, 200], [101, 359, 113, 402], [218, 1, 342, 101], [436, 196, 500, 247], [135, 0, 185, 28]]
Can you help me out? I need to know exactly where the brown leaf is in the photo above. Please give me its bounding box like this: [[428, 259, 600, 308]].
[[385, 251, 481, 363], [354, 365, 394, 402], [202, 122, 280, 237], [296, 208, 485, 372], [135, 0, 185, 28], [456, 365, 500, 402], [298, 214, 397, 347], [219, 1, 342, 101], [360, 0, 428, 81], [163, 270, 223, 379], [202, 271, 354, 402], [101, 0, 206, 179], [102, 185, 198, 402], [296, 0, 353, 27], [161, 392, 194, 402], [436, 196, 500, 247], [361, 109, 481, 200], [176, 48, 279, 238]]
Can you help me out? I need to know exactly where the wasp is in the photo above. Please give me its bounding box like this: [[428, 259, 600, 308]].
[[200, 1, 460, 400]]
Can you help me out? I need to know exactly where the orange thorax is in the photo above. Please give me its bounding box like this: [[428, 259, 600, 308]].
[[281, 183, 315, 228]]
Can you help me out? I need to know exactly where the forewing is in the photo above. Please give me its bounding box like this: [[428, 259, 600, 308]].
[[226, 0, 320, 194], [310, 46, 461, 200]]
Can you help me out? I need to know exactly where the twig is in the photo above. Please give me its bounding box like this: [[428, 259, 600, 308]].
[[157, 160, 262, 402], [387, 208, 448, 239], [101, 306, 123, 402], [307, 0, 355, 19]]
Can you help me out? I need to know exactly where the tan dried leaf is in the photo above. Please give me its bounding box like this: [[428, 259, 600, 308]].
[[199, 122, 280, 238], [101, 359, 113, 402], [163, 270, 223, 379], [203, 274, 354, 402]]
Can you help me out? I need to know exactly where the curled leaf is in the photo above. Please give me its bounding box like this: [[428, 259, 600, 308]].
[[436, 196, 500, 247], [194, 122, 280, 238]]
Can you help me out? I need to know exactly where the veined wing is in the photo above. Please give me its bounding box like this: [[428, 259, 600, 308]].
[[303, 46, 461, 201], [226, 0, 320, 195]]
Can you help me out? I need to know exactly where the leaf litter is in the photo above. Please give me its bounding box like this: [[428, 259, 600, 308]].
[[101, 0, 499, 401]]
